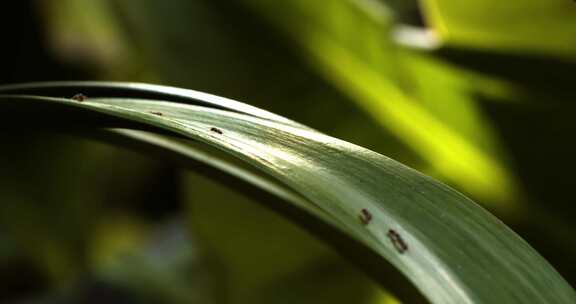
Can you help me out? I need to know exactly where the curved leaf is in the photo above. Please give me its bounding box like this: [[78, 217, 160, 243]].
[[0, 82, 573, 303]]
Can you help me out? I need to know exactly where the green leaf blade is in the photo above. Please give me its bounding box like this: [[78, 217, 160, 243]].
[[0, 82, 573, 303]]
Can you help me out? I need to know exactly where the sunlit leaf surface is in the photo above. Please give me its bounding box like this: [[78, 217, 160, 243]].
[[421, 0, 576, 58]]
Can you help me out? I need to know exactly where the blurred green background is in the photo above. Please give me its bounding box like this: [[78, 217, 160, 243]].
[[0, 0, 575, 303]]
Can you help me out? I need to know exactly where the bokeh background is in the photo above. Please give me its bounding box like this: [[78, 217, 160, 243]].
[[0, 0, 575, 303]]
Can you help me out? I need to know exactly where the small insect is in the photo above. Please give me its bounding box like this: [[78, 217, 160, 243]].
[[71, 93, 87, 102], [359, 208, 372, 225], [149, 111, 163, 116], [210, 127, 223, 135], [387, 229, 408, 254]]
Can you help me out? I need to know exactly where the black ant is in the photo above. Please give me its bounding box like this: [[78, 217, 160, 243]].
[[359, 209, 372, 225], [387, 229, 408, 254], [71, 93, 87, 102], [210, 127, 223, 135]]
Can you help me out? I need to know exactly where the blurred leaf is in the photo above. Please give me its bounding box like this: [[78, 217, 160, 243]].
[[241, 0, 520, 208], [0, 130, 180, 292], [101, 0, 243, 86], [0, 82, 573, 303], [93, 219, 218, 304], [0, 134, 125, 285], [421, 0, 576, 58], [41, 0, 141, 78]]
